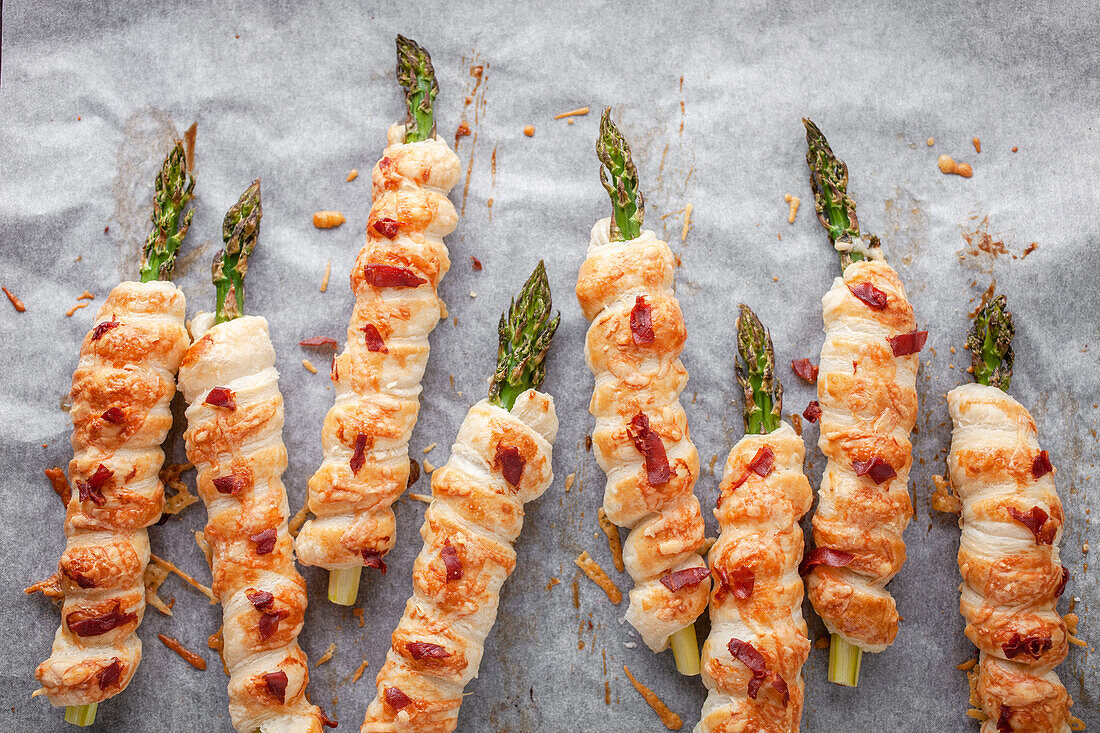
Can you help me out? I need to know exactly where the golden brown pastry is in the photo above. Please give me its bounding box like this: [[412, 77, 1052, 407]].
[[180, 313, 326, 732], [698, 422, 813, 733], [576, 217, 710, 652], [948, 383, 1072, 732], [295, 123, 460, 578], [35, 281, 189, 707], [804, 259, 919, 652], [361, 391, 558, 732]]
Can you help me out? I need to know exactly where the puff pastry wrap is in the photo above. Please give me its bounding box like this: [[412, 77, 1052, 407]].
[[576, 218, 710, 652], [35, 281, 188, 706], [296, 123, 460, 570], [179, 314, 325, 732], [697, 423, 812, 733], [361, 390, 557, 732], [947, 383, 1072, 733], [804, 258, 918, 652]]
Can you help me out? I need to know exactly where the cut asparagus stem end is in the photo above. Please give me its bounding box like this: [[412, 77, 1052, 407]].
[[669, 625, 701, 676], [65, 703, 98, 727], [327, 566, 362, 606], [827, 634, 863, 687]]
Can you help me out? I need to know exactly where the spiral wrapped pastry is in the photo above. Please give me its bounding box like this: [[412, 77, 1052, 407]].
[[948, 383, 1072, 733], [35, 281, 188, 706], [804, 259, 919, 652], [576, 218, 709, 652], [697, 422, 812, 732], [178, 313, 325, 732], [296, 124, 460, 572], [361, 390, 557, 732]]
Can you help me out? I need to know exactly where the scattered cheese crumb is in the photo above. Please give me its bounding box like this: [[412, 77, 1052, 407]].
[[315, 642, 337, 666], [938, 154, 973, 178], [926, 137, 935, 146], [353, 608, 365, 628], [575, 550, 622, 604], [351, 658, 369, 683], [346, 169, 359, 182], [422, 443, 437, 454], [66, 302, 89, 317], [288, 502, 310, 537], [144, 563, 172, 615], [302, 359, 318, 374], [564, 472, 576, 492], [469, 291, 477, 298], [545, 577, 561, 590], [567, 118, 575, 125], [972, 137, 981, 153], [681, 203, 693, 242], [524, 125, 535, 137], [320, 259, 331, 292], [623, 641, 637, 649], [956, 657, 978, 671], [409, 493, 432, 504], [931, 474, 961, 514], [313, 211, 346, 229], [158, 633, 207, 670], [161, 462, 198, 516], [784, 194, 800, 223], [423, 459, 436, 474], [554, 106, 590, 120], [77, 290, 95, 301], [597, 508, 625, 573], [623, 665, 683, 730], [150, 553, 216, 602]]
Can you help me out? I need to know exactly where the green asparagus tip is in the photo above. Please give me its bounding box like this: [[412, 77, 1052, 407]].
[[213, 180, 262, 324], [597, 107, 644, 242], [488, 260, 560, 410], [802, 118, 868, 270], [967, 293, 1014, 391], [139, 140, 195, 283], [396, 35, 439, 143], [735, 304, 783, 435]]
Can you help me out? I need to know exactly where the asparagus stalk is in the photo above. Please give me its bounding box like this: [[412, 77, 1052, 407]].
[[489, 260, 560, 410], [597, 107, 644, 242], [736, 305, 783, 435], [138, 140, 195, 283], [65, 140, 195, 727], [966, 294, 1014, 391], [396, 35, 439, 144], [327, 36, 442, 604], [597, 107, 699, 675], [213, 180, 261, 324], [803, 118, 869, 687]]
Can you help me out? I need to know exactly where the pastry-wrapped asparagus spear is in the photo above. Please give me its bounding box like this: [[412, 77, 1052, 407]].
[[34, 141, 194, 726], [362, 262, 559, 732], [178, 182, 329, 732], [295, 36, 461, 604], [697, 306, 812, 731], [801, 119, 924, 686], [576, 109, 710, 674], [947, 295, 1073, 732]]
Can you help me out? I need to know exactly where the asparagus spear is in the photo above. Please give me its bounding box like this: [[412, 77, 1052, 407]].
[[213, 181, 261, 323], [597, 107, 702, 676], [597, 107, 644, 242], [138, 140, 195, 283], [966, 294, 1014, 391], [736, 305, 784, 435], [396, 35, 439, 144], [64, 140, 195, 728], [489, 260, 560, 410], [327, 36, 442, 604], [803, 118, 871, 687]]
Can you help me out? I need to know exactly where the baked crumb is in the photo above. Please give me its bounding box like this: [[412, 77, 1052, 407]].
[[302, 359, 318, 374], [422, 443, 437, 454], [288, 502, 310, 537], [956, 657, 977, 671], [938, 154, 973, 178], [524, 125, 535, 137], [423, 459, 436, 474], [161, 462, 198, 516], [926, 137, 935, 146], [351, 658, 369, 683], [315, 642, 337, 666], [346, 169, 358, 182], [931, 474, 961, 514], [158, 633, 207, 670], [353, 608, 365, 628], [814, 635, 831, 650], [564, 472, 575, 492], [623, 665, 682, 730], [545, 577, 561, 591], [554, 106, 589, 120], [320, 259, 331, 292], [409, 493, 432, 504], [784, 194, 800, 223], [144, 562, 173, 615], [972, 137, 981, 153], [312, 211, 346, 229], [150, 554, 216, 602], [24, 573, 63, 599], [597, 508, 625, 573], [1012, 146, 1019, 153], [44, 467, 71, 505], [681, 203, 693, 242], [575, 550, 622, 604], [77, 290, 95, 301], [66, 302, 89, 317]]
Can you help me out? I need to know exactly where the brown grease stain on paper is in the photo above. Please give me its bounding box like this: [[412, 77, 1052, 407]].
[[457, 56, 489, 221]]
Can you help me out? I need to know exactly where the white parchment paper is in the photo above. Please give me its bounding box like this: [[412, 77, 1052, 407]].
[[1, 1, 1097, 730]]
